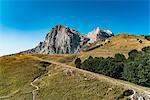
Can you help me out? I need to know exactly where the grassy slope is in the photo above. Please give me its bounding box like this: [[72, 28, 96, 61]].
[[0, 55, 150, 100], [1, 34, 150, 99], [0, 55, 48, 99], [29, 34, 150, 67], [0, 55, 128, 100], [77, 34, 150, 60], [31, 54, 77, 66], [35, 64, 127, 100]]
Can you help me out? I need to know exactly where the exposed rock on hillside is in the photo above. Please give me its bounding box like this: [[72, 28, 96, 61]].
[[19, 25, 113, 54], [20, 25, 84, 54], [87, 27, 114, 43]]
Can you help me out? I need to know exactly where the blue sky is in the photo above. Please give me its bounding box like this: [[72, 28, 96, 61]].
[[0, 0, 150, 55]]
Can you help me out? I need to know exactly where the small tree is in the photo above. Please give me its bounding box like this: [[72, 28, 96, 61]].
[[100, 44, 103, 46], [115, 53, 126, 62], [75, 58, 81, 69], [88, 56, 93, 60], [128, 49, 139, 60], [145, 36, 150, 41], [139, 40, 143, 43], [142, 46, 150, 53]]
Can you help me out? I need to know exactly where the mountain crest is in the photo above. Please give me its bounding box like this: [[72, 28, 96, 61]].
[[20, 25, 82, 54], [87, 27, 113, 43], [19, 25, 113, 54]]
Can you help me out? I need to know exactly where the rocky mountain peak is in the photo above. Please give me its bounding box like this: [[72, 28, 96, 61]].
[[18, 25, 113, 54], [87, 27, 113, 43], [94, 27, 100, 34], [19, 25, 83, 54], [50, 25, 80, 35]]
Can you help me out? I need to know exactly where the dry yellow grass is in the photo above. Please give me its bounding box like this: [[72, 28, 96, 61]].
[[0, 55, 128, 100], [30, 34, 150, 63], [77, 34, 150, 60], [0, 53, 150, 100], [30, 54, 77, 67], [29, 34, 150, 99]]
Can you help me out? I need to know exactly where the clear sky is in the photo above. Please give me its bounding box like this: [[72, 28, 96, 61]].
[[0, 0, 150, 55]]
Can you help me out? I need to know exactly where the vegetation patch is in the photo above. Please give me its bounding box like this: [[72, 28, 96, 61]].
[[145, 36, 150, 41], [75, 46, 150, 87], [123, 89, 134, 96], [34, 64, 125, 100], [0, 56, 50, 98]]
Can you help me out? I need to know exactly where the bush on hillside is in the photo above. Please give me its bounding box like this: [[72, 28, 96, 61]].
[[115, 53, 126, 62], [123, 89, 134, 96], [75, 58, 81, 69], [142, 46, 150, 53], [128, 49, 139, 60], [139, 40, 143, 43], [145, 36, 150, 41]]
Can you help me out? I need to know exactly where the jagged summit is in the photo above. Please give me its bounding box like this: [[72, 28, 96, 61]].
[[19, 25, 113, 54], [87, 27, 113, 43], [51, 25, 80, 35], [19, 25, 84, 54]]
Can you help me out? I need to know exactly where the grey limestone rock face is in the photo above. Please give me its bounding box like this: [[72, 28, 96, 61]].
[[19, 25, 114, 54], [20, 25, 82, 54]]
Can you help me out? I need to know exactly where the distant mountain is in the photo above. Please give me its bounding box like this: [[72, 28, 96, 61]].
[[87, 27, 114, 43], [20, 25, 82, 54], [19, 25, 113, 54]]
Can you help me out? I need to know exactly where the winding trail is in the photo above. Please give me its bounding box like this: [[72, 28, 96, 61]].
[[129, 89, 136, 100], [30, 56, 150, 96], [30, 78, 39, 100], [1, 55, 149, 100], [0, 89, 20, 99]]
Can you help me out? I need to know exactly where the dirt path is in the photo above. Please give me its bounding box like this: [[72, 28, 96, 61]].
[[2, 55, 149, 100], [30, 56, 150, 95], [129, 89, 136, 100], [30, 78, 39, 100], [0, 76, 39, 100], [0, 89, 20, 99]]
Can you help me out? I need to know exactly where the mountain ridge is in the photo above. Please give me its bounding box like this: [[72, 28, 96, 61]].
[[87, 27, 113, 43], [18, 25, 114, 54]]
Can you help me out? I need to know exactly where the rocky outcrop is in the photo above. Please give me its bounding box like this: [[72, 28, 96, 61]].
[[19, 25, 113, 54], [133, 92, 150, 100], [87, 27, 114, 43], [20, 25, 84, 54]]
